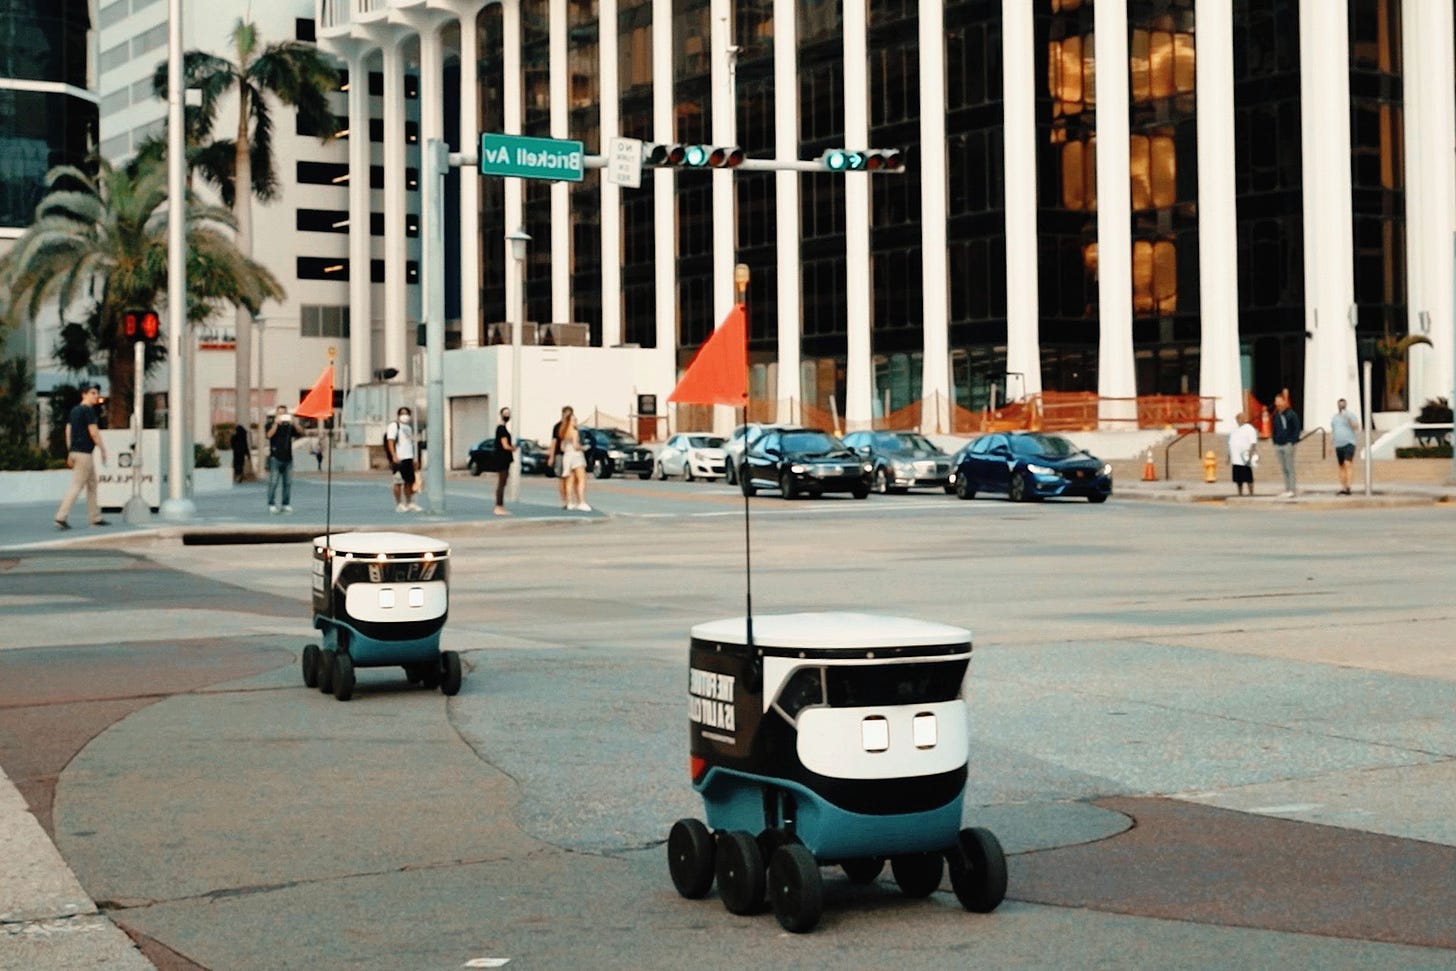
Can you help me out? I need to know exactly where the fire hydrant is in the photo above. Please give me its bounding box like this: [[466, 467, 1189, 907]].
[[1203, 450, 1218, 483]]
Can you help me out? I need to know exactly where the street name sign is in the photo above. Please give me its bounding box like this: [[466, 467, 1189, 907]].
[[606, 137, 643, 188], [479, 133, 584, 182]]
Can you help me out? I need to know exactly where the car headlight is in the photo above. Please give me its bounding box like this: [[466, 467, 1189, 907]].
[[1101, 463, 1112, 476], [892, 461, 915, 475], [608, 449, 625, 459], [1027, 463, 1056, 475], [790, 463, 808, 474], [862, 462, 874, 472]]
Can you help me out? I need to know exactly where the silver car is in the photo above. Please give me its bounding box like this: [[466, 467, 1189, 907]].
[[655, 433, 728, 480], [723, 423, 784, 484]]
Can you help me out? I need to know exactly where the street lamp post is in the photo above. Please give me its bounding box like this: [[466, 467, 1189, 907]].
[[158, 0, 193, 521], [506, 226, 531, 502]]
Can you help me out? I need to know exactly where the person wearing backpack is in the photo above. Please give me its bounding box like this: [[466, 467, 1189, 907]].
[[384, 406, 421, 512]]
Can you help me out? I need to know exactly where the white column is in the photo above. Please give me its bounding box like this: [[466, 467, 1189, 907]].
[[843, 0, 871, 431], [458, 10, 482, 348], [599, 0, 622, 347], [1403, 0, 1455, 411], [347, 46, 374, 387], [1002, 0, 1040, 404], [918, 0, 950, 432], [503, 0, 524, 336], [1195, 0, 1242, 432], [383, 37, 409, 377], [652, 0, 676, 392], [1298, 0, 1359, 420], [1093, 0, 1135, 422], [773, 0, 801, 418], [710, 0, 735, 431], [550, 0, 570, 326], [418, 18, 445, 359]]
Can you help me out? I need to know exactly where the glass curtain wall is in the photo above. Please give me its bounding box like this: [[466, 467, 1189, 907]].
[[673, 0, 713, 360], [568, 1, 602, 341], [1232, 0, 1305, 409], [797, 1, 847, 422], [1128, 0, 1200, 395], [945, 0, 1007, 413], [479, 7, 508, 333], [868, 0, 924, 420], [521, 1, 554, 330], [1347, 0, 1406, 408], [1035, 0, 1099, 392], [620, 0, 656, 346], [735, 0, 778, 408]]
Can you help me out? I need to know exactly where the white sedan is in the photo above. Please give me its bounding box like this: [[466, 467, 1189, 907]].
[[654, 433, 728, 480]]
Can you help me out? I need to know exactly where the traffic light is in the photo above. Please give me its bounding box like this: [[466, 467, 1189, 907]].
[[820, 149, 905, 172], [122, 309, 160, 343], [644, 144, 745, 168]]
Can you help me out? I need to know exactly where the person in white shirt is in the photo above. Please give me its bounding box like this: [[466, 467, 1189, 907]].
[[1227, 411, 1259, 497], [384, 406, 421, 512]]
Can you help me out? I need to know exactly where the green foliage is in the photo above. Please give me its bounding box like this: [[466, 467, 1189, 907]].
[[1417, 397, 1453, 425], [0, 441, 51, 471], [1395, 445, 1452, 459], [0, 358, 50, 470], [214, 421, 237, 450], [47, 385, 81, 457], [194, 443, 220, 468]]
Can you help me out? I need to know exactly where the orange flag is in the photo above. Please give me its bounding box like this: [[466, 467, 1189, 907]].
[[668, 304, 748, 407], [295, 366, 334, 419]]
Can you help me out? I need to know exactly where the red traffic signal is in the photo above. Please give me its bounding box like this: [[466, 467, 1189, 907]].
[[123, 309, 161, 342]]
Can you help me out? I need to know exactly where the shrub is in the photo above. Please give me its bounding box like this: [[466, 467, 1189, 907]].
[[0, 441, 51, 470], [1395, 444, 1453, 459], [1417, 397, 1452, 425], [194, 443, 220, 468]]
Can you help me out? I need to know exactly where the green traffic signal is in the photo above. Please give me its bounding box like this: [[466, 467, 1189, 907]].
[[684, 145, 709, 166]]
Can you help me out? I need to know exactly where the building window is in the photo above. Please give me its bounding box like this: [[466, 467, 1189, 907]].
[[298, 258, 349, 280], [295, 18, 316, 42], [297, 209, 349, 234], [100, 42, 129, 73], [131, 23, 167, 58], [301, 304, 350, 338], [297, 161, 349, 185]]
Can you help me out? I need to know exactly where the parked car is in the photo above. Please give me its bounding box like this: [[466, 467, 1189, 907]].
[[655, 433, 727, 480], [953, 431, 1111, 503], [739, 427, 872, 499], [468, 436, 548, 476], [841, 430, 955, 494], [723, 423, 785, 484], [578, 426, 655, 479]]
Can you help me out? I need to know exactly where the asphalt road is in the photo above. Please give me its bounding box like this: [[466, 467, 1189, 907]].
[[2, 485, 1455, 969]]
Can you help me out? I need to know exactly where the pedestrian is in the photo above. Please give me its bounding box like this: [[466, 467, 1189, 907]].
[[384, 405, 422, 512], [1227, 411, 1259, 497], [1271, 392, 1302, 497], [264, 404, 300, 514], [230, 422, 249, 482], [547, 405, 570, 508], [311, 436, 324, 471], [493, 406, 514, 516], [549, 406, 590, 511], [53, 383, 109, 530], [1331, 397, 1359, 495]]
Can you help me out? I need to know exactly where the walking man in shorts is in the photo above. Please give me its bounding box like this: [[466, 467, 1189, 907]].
[[385, 406, 421, 512], [1331, 398, 1359, 495]]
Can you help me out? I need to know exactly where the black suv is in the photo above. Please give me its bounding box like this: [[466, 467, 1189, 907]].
[[578, 426, 654, 479], [740, 427, 872, 499]]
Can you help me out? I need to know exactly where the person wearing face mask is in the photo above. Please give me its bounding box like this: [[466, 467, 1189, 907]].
[[384, 406, 421, 512], [492, 406, 515, 515]]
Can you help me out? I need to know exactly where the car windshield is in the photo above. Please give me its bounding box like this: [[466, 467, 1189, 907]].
[[605, 430, 640, 447], [687, 435, 724, 448], [1011, 434, 1080, 459], [884, 433, 938, 453], [780, 431, 844, 454]]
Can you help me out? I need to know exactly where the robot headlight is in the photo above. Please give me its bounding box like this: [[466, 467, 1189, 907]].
[[379, 588, 396, 608], [861, 716, 890, 752], [913, 712, 937, 749]]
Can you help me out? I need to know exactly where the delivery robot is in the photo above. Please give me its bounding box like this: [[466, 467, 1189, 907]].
[[301, 531, 461, 701], [666, 611, 1006, 933]]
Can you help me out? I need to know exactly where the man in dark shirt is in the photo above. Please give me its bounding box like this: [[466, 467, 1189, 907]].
[[1271, 392, 1303, 497], [230, 423, 250, 482], [493, 407, 515, 516], [264, 404, 300, 514], [54, 384, 109, 529]]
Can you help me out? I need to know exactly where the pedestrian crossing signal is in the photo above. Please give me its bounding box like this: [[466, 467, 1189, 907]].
[[645, 144, 745, 168], [122, 309, 160, 343], [821, 149, 905, 172]]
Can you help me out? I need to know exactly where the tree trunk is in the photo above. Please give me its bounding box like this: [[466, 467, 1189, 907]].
[[105, 339, 133, 429], [233, 86, 256, 480]]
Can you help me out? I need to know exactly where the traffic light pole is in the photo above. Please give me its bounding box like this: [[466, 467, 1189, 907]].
[[123, 339, 150, 524]]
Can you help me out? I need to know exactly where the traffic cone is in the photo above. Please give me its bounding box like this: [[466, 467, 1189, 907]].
[[1142, 449, 1157, 481], [1259, 408, 1272, 439]]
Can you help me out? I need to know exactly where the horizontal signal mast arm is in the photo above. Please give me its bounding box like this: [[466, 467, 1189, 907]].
[[446, 153, 903, 174]]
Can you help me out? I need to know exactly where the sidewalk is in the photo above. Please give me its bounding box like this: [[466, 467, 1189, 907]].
[[1116, 474, 1456, 506], [0, 473, 591, 551]]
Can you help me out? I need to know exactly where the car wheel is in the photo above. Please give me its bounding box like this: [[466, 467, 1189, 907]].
[[655, 461, 666, 480], [1088, 491, 1109, 503], [956, 474, 976, 500], [874, 467, 890, 494], [740, 471, 756, 497], [593, 458, 610, 479], [943, 484, 956, 494], [1009, 473, 1029, 503], [682, 462, 694, 482], [851, 486, 869, 499], [638, 470, 652, 480], [467, 459, 480, 477], [725, 459, 737, 485], [779, 470, 798, 500]]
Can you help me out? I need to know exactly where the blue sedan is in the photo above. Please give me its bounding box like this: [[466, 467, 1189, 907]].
[[953, 432, 1112, 503]]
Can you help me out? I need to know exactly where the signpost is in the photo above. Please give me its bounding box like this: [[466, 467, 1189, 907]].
[[479, 133, 584, 182]]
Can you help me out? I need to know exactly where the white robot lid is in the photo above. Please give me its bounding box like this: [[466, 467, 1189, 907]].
[[690, 612, 970, 650], [313, 531, 451, 555]]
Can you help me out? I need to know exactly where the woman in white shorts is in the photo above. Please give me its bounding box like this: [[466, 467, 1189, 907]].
[[555, 407, 590, 511]]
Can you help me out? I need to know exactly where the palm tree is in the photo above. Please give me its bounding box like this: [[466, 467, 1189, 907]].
[[152, 19, 339, 463], [0, 156, 283, 428], [1374, 333, 1434, 411]]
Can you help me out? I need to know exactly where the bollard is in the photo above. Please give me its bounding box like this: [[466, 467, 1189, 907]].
[[1203, 450, 1217, 483]]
